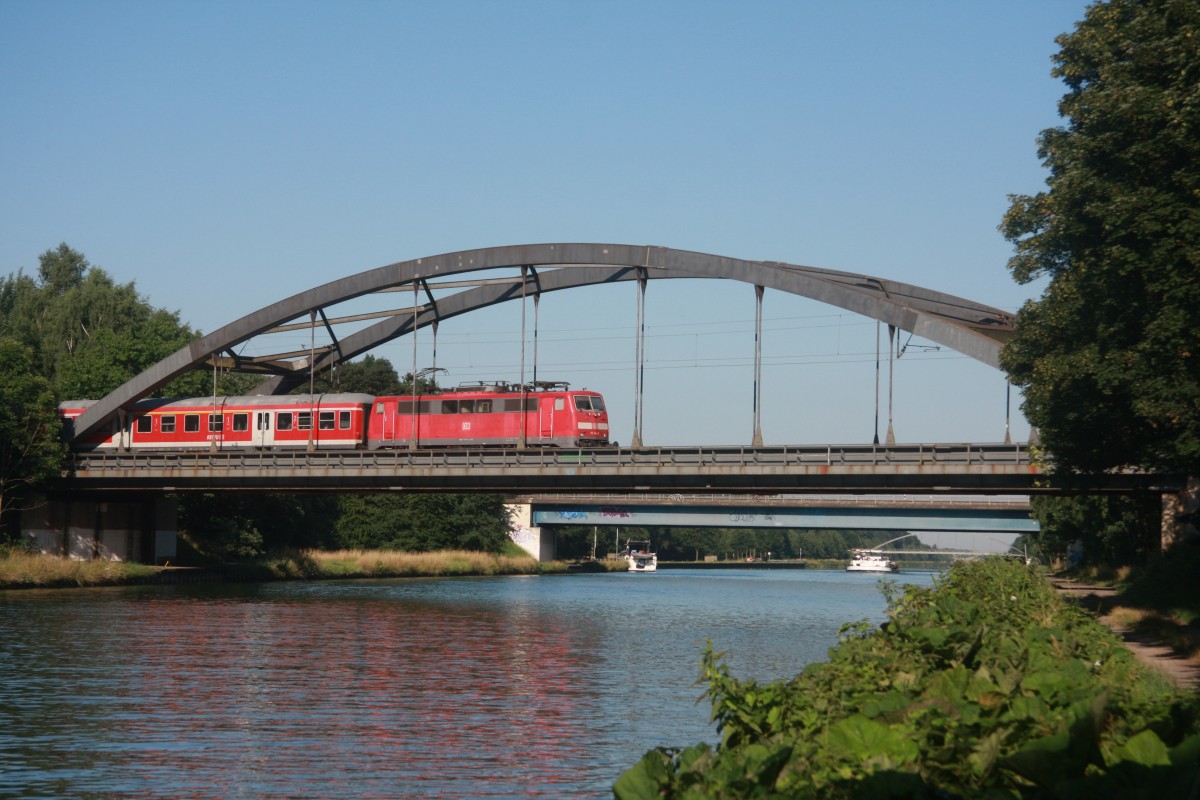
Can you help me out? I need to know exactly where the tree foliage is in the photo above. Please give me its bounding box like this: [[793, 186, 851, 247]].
[[1022, 493, 1162, 567], [0, 338, 67, 538], [179, 493, 343, 560], [333, 494, 511, 553], [999, 0, 1200, 475], [0, 244, 203, 399]]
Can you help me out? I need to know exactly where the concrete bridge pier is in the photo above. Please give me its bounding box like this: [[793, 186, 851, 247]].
[[506, 502, 555, 562], [21, 495, 178, 563]]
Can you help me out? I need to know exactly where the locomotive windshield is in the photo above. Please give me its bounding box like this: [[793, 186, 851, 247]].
[[574, 395, 606, 412]]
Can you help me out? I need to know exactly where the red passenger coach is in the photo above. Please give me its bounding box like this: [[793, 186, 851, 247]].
[[60, 394, 374, 450], [367, 382, 610, 449]]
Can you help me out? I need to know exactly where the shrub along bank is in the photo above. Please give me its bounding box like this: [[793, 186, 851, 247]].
[[615, 558, 1200, 799]]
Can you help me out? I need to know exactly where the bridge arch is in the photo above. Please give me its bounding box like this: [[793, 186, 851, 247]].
[[70, 243, 1014, 442]]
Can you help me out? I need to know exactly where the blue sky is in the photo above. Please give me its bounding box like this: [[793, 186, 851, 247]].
[[1, 1, 1090, 447]]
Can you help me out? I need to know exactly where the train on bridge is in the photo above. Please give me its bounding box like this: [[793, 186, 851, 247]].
[[60, 382, 611, 452]]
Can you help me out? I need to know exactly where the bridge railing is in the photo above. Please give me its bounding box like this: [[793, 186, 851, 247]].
[[66, 442, 1033, 472]]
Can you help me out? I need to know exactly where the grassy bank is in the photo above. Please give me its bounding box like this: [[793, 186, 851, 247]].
[[0, 548, 159, 588], [0, 546, 602, 589], [255, 548, 555, 579], [616, 557, 1200, 798]]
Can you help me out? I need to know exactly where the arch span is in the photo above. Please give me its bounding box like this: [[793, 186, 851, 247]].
[[70, 243, 1014, 442]]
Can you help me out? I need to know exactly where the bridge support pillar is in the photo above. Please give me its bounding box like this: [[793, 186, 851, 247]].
[[506, 502, 555, 562], [1162, 477, 1200, 550], [20, 495, 177, 564]]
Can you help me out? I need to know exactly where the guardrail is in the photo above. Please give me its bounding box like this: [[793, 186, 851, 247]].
[[67, 442, 1034, 473]]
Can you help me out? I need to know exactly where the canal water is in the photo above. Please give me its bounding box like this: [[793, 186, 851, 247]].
[[0, 568, 936, 799]]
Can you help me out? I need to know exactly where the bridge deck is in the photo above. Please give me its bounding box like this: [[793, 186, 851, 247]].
[[51, 442, 1167, 495]]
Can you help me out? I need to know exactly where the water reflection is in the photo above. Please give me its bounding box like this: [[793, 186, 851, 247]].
[[0, 570, 934, 798]]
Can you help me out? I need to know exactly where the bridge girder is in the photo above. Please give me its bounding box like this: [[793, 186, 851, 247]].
[[70, 243, 1014, 442]]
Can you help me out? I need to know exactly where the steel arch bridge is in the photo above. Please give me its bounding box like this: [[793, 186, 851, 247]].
[[69, 243, 1015, 444]]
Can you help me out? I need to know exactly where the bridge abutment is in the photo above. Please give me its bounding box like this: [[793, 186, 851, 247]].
[[21, 495, 177, 564], [1163, 477, 1200, 550], [506, 502, 555, 562]]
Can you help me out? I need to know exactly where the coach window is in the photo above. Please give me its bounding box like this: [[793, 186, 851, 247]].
[[319, 411, 335, 430], [136, 416, 152, 433], [277, 412, 293, 431], [161, 415, 176, 434], [184, 415, 200, 433], [298, 412, 312, 430], [233, 413, 249, 432], [208, 414, 223, 433], [338, 411, 351, 429]]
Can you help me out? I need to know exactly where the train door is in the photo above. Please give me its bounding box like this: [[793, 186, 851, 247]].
[[539, 395, 564, 443], [254, 410, 274, 447], [372, 399, 395, 448]]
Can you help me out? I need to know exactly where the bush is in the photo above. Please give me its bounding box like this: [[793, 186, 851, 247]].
[[615, 558, 1200, 798]]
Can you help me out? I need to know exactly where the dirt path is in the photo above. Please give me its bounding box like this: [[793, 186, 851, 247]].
[[1053, 578, 1200, 691]]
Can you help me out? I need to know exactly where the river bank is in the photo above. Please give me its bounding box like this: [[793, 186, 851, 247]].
[[0, 548, 596, 590], [616, 558, 1200, 798]]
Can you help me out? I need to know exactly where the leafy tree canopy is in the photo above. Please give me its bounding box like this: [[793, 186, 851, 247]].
[[0, 244, 204, 399], [0, 338, 67, 538], [334, 493, 511, 553], [1000, 0, 1200, 475]]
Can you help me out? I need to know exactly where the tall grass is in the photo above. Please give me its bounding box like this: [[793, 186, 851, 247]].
[[0, 550, 157, 588], [259, 548, 551, 580], [2, 546, 613, 589]]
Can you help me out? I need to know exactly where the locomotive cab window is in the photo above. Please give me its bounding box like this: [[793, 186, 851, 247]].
[[574, 395, 605, 412], [136, 416, 152, 433], [277, 412, 293, 431], [319, 411, 335, 430], [161, 415, 176, 434], [184, 415, 200, 433]]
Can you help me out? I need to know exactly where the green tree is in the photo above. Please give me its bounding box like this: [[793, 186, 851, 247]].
[[334, 493, 511, 552], [309, 355, 405, 395], [0, 338, 67, 539], [1024, 493, 1161, 567], [0, 244, 203, 399], [179, 493, 342, 559], [999, 0, 1200, 476]]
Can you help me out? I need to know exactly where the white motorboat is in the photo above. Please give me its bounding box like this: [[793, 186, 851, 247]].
[[623, 539, 658, 572], [846, 549, 899, 573]]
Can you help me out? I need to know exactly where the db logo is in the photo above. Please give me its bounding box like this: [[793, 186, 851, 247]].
[[462, 422, 471, 431]]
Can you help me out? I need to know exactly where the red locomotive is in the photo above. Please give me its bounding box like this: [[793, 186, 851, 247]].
[[367, 381, 609, 449], [60, 381, 610, 451]]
